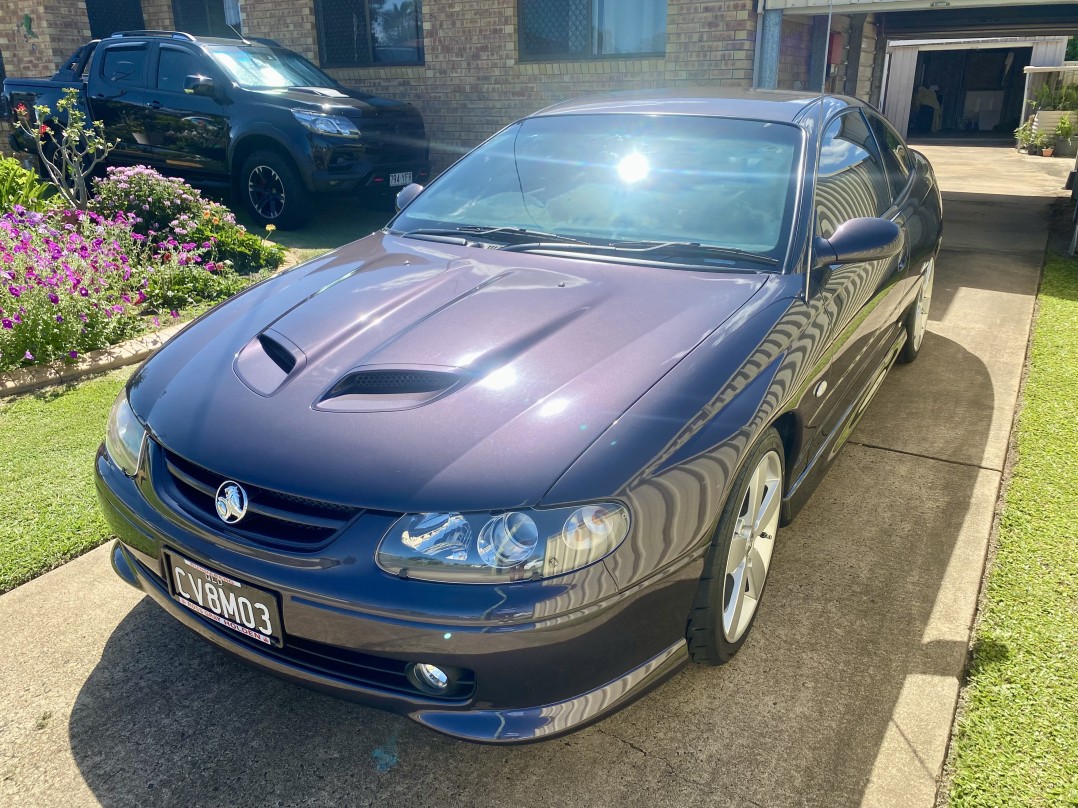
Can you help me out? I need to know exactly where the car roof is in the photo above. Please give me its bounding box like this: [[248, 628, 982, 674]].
[[533, 89, 863, 125]]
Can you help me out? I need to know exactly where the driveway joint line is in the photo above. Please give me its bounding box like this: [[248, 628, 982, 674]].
[[847, 441, 1002, 474]]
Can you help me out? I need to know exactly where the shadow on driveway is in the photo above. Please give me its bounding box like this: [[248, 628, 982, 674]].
[[67, 329, 995, 808]]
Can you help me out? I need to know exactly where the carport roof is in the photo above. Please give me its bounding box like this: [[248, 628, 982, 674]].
[[765, 0, 1078, 39]]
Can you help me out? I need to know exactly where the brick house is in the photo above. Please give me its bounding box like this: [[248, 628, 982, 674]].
[[0, 0, 883, 170]]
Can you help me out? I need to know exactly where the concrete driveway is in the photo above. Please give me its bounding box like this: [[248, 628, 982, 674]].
[[0, 145, 1069, 808]]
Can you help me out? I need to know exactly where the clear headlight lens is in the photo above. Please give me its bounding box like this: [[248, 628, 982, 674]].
[[104, 390, 146, 476], [377, 503, 630, 583], [292, 109, 361, 138]]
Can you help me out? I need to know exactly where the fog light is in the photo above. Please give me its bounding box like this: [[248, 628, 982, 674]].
[[411, 663, 450, 694]]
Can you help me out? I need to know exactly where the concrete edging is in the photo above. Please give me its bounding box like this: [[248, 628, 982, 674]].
[[0, 322, 185, 397]]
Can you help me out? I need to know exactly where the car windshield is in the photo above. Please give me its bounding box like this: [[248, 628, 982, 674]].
[[391, 114, 803, 264], [206, 44, 338, 89]]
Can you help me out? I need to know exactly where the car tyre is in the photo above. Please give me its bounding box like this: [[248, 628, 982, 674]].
[[240, 150, 310, 230], [687, 428, 785, 665], [898, 256, 934, 364]]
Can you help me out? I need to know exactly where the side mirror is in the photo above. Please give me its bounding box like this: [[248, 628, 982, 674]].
[[395, 183, 424, 211], [814, 217, 904, 268], [183, 74, 215, 96]]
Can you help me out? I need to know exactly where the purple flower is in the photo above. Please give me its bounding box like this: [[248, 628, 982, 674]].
[[79, 287, 89, 297], [69, 351, 77, 359], [7, 285, 20, 297], [23, 351, 33, 361], [78, 312, 88, 322], [55, 314, 63, 323], [48, 292, 59, 305], [170, 310, 179, 318], [1, 318, 12, 329]]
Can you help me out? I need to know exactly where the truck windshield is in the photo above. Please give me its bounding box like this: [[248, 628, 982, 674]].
[[206, 45, 338, 89]]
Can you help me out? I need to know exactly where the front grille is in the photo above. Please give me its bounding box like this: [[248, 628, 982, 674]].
[[361, 119, 427, 160], [158, 447, 361, 551]]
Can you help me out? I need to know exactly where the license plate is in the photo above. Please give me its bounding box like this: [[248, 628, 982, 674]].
[[389, 172, 412, 187], [165, 552, 282, 647]]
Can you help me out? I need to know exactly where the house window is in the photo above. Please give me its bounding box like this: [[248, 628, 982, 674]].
[[316, 0, 424, 67], [85, 0, 145, 39], [519, 0, 666, 61]]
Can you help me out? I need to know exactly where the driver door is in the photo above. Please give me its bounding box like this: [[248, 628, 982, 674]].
[[804, 110, 908, 458]]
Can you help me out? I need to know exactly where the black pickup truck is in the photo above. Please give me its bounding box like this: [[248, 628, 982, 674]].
[[3, 30, 430, 228]]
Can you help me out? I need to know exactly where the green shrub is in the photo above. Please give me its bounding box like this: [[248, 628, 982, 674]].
[[0, 157, 53, 212], [90, 165, 285, 274], [144, 261, 246, 313]]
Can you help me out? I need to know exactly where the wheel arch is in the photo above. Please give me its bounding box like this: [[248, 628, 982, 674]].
[[230, 134, 304, 191]]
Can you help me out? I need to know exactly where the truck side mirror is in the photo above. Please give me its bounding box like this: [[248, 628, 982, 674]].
[[183, 75, 215, 96]]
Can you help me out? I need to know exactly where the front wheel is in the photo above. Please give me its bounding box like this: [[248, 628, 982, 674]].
[[687, 429, 785, 665], [240, 150, 310, 230], [899, 256, 934, 364]]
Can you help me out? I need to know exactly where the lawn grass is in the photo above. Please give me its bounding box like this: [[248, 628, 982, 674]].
[[0, 368, 131, 593], [233, 195, 393, 266], [947, 251, 1078, 807]]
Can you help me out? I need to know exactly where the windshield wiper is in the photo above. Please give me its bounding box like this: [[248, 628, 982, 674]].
[[394, 226, 589, 247], [500, 239, 780, 267]]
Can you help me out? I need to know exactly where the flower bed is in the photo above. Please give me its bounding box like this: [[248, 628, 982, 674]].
[[0, 165, 285, 373]]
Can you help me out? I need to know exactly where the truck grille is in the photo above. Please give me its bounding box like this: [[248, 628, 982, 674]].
[[156, 444, 361, 551]]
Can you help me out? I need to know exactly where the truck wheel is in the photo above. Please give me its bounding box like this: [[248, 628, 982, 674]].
[[240, 150, 310, 230]]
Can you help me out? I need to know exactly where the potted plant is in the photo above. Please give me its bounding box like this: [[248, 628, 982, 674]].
[[1036, 131, 1055, 157], [1056, 114, 1075, 157], [1015, 118, 1035, 153]]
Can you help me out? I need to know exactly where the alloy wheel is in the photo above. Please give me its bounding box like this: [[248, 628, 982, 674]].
[[911, 258, 935, 352], [248, 165, 286, 220], [722, 450, 782, 643]]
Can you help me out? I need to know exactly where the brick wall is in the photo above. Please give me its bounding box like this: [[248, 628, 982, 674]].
[[0, 0, 83, 78], [240, 0, 759, 171], [142, 0, 175, 30], [241, 0, 318, 61]]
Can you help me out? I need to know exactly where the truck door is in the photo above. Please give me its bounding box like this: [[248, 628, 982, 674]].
[[146, 44, 229, 177], [87, 41, 157, 166]]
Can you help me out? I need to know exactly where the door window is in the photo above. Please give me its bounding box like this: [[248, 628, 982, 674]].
[[868, 113, 913, 200], [157, 48, 203, 93], [815, 111, 891, 238], [100, 45, 149, 87]]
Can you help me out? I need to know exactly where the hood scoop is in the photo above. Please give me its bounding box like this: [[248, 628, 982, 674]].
[[317, 366, 464, 412], [234, 329, 306, 397]]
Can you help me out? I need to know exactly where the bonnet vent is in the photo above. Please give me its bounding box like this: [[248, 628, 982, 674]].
[[317, 367, 463, 412], [258, 333, 297, 375], [234, 329, 306, 396]]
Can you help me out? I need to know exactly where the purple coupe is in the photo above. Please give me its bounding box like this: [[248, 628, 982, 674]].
[[97, 89, 942, 743]]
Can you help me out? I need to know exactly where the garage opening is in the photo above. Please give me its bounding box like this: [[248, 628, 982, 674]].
[[908, 46, 1032, 137]]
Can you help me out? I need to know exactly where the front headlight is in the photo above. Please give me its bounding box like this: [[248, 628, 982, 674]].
[[376, 503, 630, 583], [292, 109, 361, 138], [104, 390, 146, 476]]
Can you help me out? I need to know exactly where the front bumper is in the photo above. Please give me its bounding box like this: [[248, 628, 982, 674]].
[[96, 446, 695, 743], [306, 134, 430, 194]]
